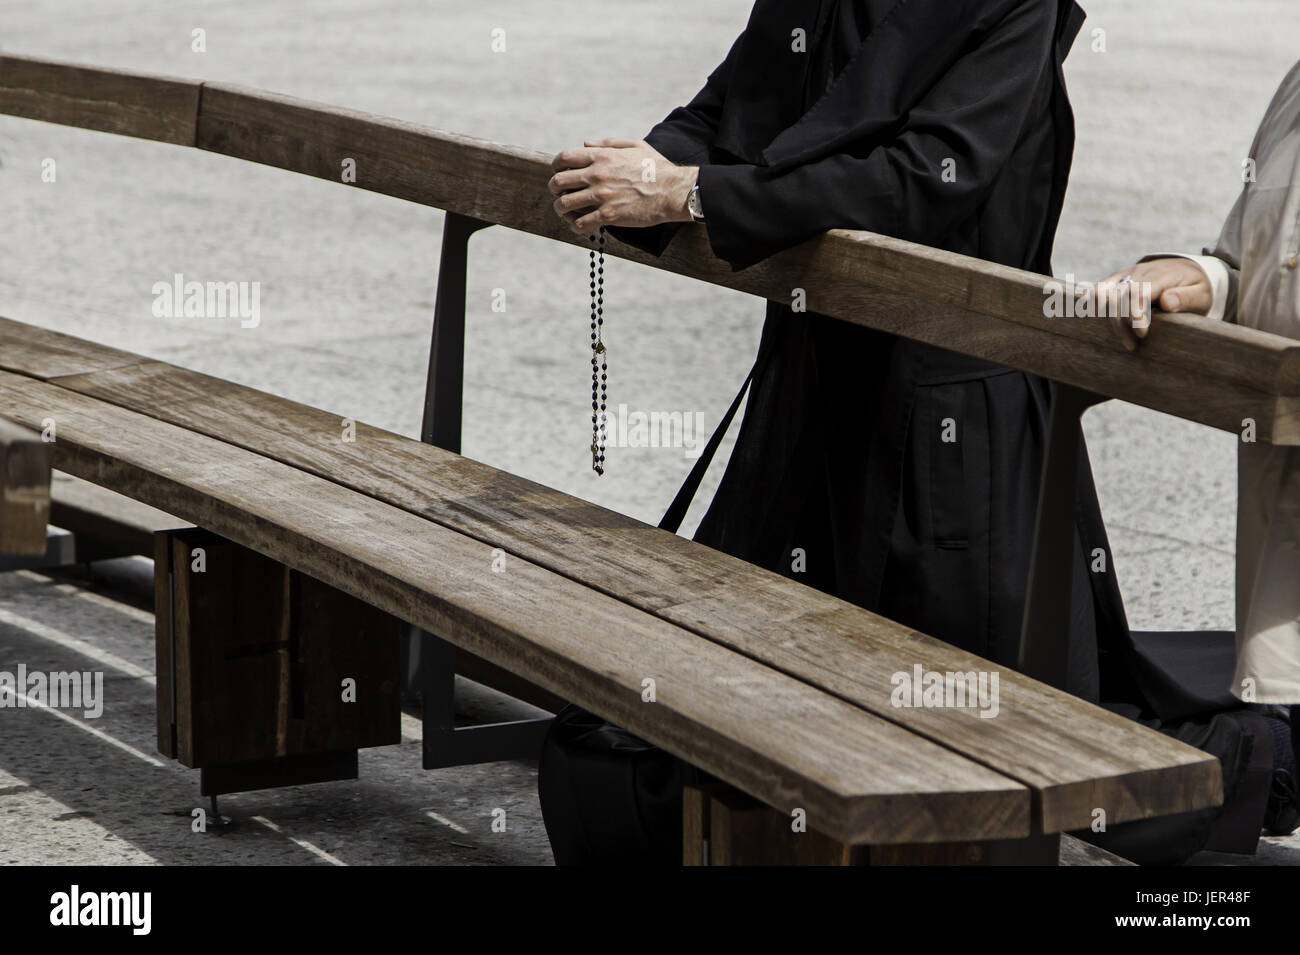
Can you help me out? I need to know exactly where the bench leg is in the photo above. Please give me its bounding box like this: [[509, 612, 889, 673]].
[[683, 785, 867, 865], [683, 785, 1061, 866], [410, 211, 552, 769], [155, 530, 402, 791], [417, 630, 551, 769], [0, 418, 52, 556], [423, 210, 493, 455]]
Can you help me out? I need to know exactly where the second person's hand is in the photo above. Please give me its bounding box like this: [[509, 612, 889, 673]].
[[1086, 257, 1214, 350]]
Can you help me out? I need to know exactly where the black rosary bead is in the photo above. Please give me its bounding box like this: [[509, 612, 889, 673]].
[[589, 226, 608, 475]]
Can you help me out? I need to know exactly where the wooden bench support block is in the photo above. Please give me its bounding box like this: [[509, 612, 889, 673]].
[[685, 785, 1095, 866], [685, 785, 867, 866], [0, 418, 51, 556], [155, 528, 402, 774]]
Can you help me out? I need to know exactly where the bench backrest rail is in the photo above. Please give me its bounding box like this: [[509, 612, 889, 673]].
[[0, 53, 1296, 440]]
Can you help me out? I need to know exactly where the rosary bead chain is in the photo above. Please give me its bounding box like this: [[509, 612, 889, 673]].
[[590, 226, 607, 475]]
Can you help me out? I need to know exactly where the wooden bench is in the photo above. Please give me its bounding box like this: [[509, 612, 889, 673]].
[[3, 52, 1281, 862], [0, 317, 1221, 860], [0, 419, 51, 557]]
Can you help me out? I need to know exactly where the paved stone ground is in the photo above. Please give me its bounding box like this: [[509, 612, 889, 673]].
[[0, 0, 1298, 865]]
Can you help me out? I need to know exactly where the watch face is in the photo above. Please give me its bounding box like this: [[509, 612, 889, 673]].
[[688, 186, 703, 219]]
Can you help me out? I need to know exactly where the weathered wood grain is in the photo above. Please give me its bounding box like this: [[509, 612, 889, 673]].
[[0, 319, 1223, 833], [3, 58, 1298, 436], [48, 467, 563, 710], [0, 54, 200, 145], [0, 367, 1031, 845], [47, 465, 563, 710], [0, 417, 51, 555], [0, 318, 147, 380], [686, 783, 1113, 865], [193, 82, 1300, 434], [158, 528, 401, 768]]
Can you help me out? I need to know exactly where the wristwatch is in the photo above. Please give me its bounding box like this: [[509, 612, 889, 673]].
[[687, 182, 705, 222]]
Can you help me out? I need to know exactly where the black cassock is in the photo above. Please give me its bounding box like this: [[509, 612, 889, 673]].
[[611, 0, 1115, 696], [541, 0, 1275, 864]]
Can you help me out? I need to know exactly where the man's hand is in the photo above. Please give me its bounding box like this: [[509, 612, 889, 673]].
[[548, 138, 698, 234], [1085, 257, 1214, 350]]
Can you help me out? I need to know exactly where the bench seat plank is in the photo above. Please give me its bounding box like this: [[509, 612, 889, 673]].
[[0, 368, 1032, 845], [0, 318, 1222, 833], [0, 318, 146, 380]]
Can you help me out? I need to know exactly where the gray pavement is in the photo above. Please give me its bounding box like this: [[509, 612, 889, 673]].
[[0, 0, 1298, 865]]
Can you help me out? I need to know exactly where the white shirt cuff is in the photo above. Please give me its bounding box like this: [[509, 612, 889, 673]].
[[1138, 253, 1231, 322]]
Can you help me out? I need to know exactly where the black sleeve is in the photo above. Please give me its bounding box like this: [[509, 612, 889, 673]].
[[698, 0, 1059, 270]]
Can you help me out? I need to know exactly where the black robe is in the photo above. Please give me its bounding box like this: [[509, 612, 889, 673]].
[[610, 0, 1119, 698]]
